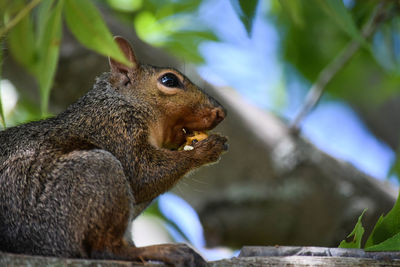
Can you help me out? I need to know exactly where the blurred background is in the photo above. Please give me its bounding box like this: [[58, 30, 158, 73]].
[[1, 0, 400, 261]]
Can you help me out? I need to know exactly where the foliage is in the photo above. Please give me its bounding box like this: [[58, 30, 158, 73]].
[[0, 0, 258, 123], [230, 0, 259, 36], [278, 0, 304, 28], [339, 191, 400, 251], [314, 0, 369, 48], [275, 1, 400, 251], [0, 41, 4, 128], [338, 209, 366, 249], [1, 0, 131, 119], [273, 0, 400, 252], [365, 189, 400, 250], [390, 148, 400, 183], [271, 0, 400, 108], [64, 0, 131, 66], [272, 0, 400, 182], [106, 0, 219, 63]]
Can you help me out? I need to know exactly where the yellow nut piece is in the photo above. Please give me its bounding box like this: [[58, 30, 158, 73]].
[[185, 131, 208, 146]]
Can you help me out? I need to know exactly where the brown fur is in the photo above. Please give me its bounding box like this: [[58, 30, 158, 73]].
[[0, 37, 227, 266]]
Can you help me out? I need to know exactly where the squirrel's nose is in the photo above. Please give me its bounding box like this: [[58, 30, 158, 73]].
[[208, 94, 227, 119], [214, 106, 226, 124]]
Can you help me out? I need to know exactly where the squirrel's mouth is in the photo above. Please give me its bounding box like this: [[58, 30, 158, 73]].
[[182, 127, 192, 137], [162, 125, 213, 150], [161, 106, 226, 150], [163, 127, 200, 150]]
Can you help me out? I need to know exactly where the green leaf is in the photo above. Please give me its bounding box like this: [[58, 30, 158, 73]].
[[278, 0, 304, 28], [164, 41, 204, 64], [7, 2, 36, 75], [0, 40, 5, 128], [314, 0, 369, 48], [36, 0, 55, 41], [141, 0, 201, 18], [64, 0, 132, 66], [134, 11, 176, 46], [0, 93, 4, 129], [107, 0, 143, 13], [339, 209, 366, 248], [372, 18, 400, 74], [389, 148, 400, 183], [230, 0, 259, 36], [35, 0, 64, 115], [163, 30, 219, 63], [365, 232, 400, 251], [0, 1, 8, 28], [365, 191, 400, 248]]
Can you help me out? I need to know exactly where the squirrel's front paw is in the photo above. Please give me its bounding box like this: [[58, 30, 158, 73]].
[[135, 243, 207, 267], [193, 134, 228, 163], [161, 244, 207, 267]]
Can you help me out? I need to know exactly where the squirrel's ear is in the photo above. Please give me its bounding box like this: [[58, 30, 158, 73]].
[[109, 36, 138, 74]]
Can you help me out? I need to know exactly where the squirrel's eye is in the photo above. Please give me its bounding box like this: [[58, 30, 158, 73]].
[[160, 73, 181, 88]]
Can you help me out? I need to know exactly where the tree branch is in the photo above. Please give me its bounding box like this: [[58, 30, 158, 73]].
[[289, 1, 391, 132]]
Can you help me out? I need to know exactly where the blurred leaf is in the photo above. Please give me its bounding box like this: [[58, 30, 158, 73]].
[[35, 0, 63, 115], [365, 190, 400, 248], [143, 0, 201, 19], [64, 0, 132, 66], [278, 0, 304, 28], [276, 2, 346, 82], [273, 1, 394, 107], [7, 96, 42, 127], [134, 11, 173, 45], [183, 30, 219, 42], [7, 3, 36, 75], [107, 0, 143, 13], [0, 97, 4, 129], [230, 0, 259, 36], [170, 30, 218, 44], [165, 41, 204, 63], [373, 18, 400, 74], [389, 148, 400, 183], [134, 11, 203, 47], [0, 1, 8, 27], [164, 30, 219, 63], [36, 0, 55, 41], [314, 0, 369, 48], [338, 209, 366, 248], [0, 41, 5, 128], [365, 232, 400, 251]]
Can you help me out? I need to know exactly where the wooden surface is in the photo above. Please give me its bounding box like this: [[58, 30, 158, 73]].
[[239, 246, 400, 260], [3, 246, 400, 266], [0, 251, 155, 267], [210, 256, 400, 267]]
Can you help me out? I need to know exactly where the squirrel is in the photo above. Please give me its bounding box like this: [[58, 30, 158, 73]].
[[0, 36, 227, 266]]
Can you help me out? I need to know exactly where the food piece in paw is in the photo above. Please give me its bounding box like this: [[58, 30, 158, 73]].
[[186, 131, 208, 146], [181, 131, 208, 150], [185, 131, 208, 146]]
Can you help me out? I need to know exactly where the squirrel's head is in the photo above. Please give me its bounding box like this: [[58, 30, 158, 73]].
[[109, 37, 226, 149]]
